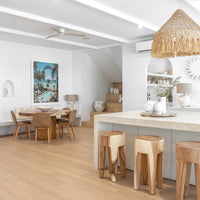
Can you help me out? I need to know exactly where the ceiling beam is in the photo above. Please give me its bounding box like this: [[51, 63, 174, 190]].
[[0, 6, 129, 43], [0, 27, 98, 49], [73, 0, 159, 31]]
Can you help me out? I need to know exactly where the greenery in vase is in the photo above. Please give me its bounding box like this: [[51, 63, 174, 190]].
[[156, 86, 170, 97]]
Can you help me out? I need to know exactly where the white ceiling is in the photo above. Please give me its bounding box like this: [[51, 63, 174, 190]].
[[0, 0, 199, 52]]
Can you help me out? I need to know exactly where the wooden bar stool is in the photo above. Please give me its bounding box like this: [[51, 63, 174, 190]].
[[99, 131, 126, 182], [176, 141, 200, 200], [134, 135, 164, 195]]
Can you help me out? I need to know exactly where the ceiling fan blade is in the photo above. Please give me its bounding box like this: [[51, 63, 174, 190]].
[[46, 33, 60, 39], [64, 33, 86, 37]]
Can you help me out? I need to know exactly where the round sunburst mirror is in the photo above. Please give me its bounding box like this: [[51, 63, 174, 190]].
[[186, 57, 200, 80]]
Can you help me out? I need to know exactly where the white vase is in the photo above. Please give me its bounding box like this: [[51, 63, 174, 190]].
[[109, 87, 114, 94], [113, 88, 119, 94], [155, 101, 164, 114], [144, 101, 155, 113], [93, 101, 105, 112], [159, 97, 166, 113]]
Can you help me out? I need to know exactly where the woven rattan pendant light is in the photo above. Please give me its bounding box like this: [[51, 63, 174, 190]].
[[151, 9, 200, 58]]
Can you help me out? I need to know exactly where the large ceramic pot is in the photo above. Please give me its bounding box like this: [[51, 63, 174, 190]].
[[93, 101, 105, 112]]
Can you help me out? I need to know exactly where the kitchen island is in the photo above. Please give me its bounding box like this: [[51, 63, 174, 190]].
[[94, 110, 200, 184]]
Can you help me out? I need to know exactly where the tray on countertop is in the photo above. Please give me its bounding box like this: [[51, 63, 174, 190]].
[[141, 112, 177, 117]]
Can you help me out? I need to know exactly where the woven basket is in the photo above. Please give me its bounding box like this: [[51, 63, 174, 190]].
[[151, 9, 200, 58]]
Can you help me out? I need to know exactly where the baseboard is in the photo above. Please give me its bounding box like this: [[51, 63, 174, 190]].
[[0, 124, 35, 136]]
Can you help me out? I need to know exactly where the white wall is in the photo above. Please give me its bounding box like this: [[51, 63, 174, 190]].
[[107, 46, 122, 70], [122, 43, 151, 111], [87, 49, 122, 82], [0, 41, 72, 123], [123, 43, 200, 111], [72, 52, 110, 121], [170, 56, 200, 106]]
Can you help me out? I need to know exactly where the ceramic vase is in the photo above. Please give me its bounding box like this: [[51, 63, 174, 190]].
[[109, 87, 114, 94], [144, 101, 155, 113], [113, 88, 119, 94], [93, 101, 105, 112], [159, 97, 166, 113], [155, 101, 164, 114]]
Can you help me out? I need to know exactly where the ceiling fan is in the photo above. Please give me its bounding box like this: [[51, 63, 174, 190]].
[[46, 27, 87, 39]]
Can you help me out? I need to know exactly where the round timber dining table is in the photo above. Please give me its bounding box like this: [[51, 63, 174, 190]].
[[19, 109, 69, 140]]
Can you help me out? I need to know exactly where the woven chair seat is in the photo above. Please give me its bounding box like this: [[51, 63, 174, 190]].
[[18, 120, 31, 125], [56, 118, 69, 123]]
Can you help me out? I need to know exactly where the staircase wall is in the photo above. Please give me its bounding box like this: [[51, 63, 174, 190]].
[[72, 52, 110, 121], [87, 48, 122, 82]]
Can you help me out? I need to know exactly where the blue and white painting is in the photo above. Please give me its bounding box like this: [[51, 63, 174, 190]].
[[33, 61, 58, 103]]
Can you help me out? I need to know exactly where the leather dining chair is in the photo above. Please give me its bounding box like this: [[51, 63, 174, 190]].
[[33, 112, 51, 144], [10, 110, 31, 140], [56, 110, 77, 140]]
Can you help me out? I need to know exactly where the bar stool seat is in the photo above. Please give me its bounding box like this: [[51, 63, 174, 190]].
[[99, 131, 126, 182], [176, 141, 200, 200], [134, 135, 164, 195]]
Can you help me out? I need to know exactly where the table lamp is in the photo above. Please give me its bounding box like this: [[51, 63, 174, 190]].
[[177, 83, 192, 107], [65, 95, 78, 110]]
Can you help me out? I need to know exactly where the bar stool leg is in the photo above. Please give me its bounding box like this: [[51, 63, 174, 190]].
[[142, 154, 148, 185], [134, 152, 142, 190], [119, 146, 126, 178], [107, 146, 118, 182], [156, 152, 163, 189], [99, 145, 106, 178], [176, 160, 187, 200], [184, 163, 191, 197], [147, 154, 157, 195], [195, 164, 200, 200]]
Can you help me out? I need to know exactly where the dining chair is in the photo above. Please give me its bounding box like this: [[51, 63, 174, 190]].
[[10, 110, 31, 140], [57, 110, 77, 140], [56, 107, 71, 137], [33, 112, 51, 144]]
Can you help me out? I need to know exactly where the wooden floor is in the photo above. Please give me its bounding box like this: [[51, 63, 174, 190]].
[[0, 127, 197, 200]]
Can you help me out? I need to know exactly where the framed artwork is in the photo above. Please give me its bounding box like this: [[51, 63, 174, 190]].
[[32, 61, 59, 104]]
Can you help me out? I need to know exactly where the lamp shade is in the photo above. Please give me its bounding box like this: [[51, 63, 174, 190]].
[[177, 83, 192, 94], [151, 9, 200, 58], [65, 95, 78, 101]]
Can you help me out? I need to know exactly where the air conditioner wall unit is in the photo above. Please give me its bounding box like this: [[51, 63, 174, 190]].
[[136, 40, 153, 53]]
